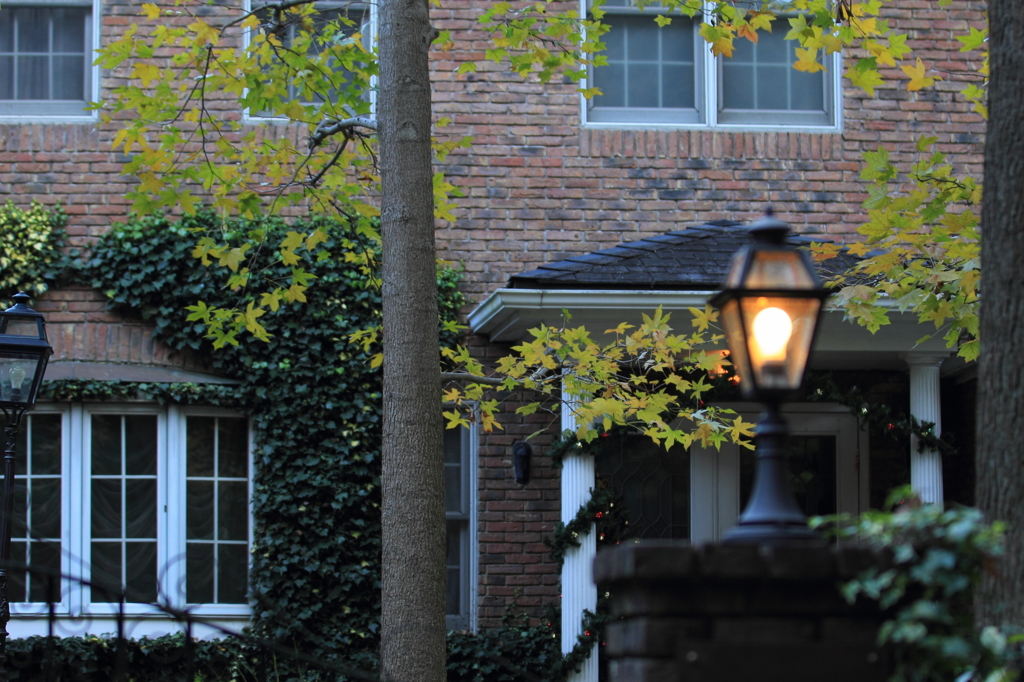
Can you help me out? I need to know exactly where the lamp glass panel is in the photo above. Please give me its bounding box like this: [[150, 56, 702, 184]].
[[0, 351, 40, 404], [725, 248, 816, 289], [738, 296, 821, 391], [718, 299, 753, 394], [0, 318, 40, 338]]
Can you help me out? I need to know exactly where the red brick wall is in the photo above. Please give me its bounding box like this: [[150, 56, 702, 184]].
[[36, 288, 210, 371]]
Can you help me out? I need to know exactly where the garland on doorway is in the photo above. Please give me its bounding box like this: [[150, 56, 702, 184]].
[[545, 484, 633, 567], [804, 372, 959, 461]]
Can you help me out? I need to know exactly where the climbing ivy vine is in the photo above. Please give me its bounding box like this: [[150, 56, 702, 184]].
[[0, 202, 71, 299], [71, 210, 462, 676]]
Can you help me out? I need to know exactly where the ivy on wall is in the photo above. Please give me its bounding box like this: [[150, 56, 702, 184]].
[[69, 211, 462, 676], [0, 202, 70, 299]]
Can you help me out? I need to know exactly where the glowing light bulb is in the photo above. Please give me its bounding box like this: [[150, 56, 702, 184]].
[[9, 365, 26, 391], [752, 307, 792, 362]]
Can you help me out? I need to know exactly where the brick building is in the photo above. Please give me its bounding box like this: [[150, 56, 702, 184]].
[[0, 0, 986, 678]]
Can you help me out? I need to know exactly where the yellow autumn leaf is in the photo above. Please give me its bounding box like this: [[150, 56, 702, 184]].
[[794, 47, 825, 73], [711, 37, 734, 58], [218, 245, 251, 272], [141, 3, 160, 19], [285, 284, 308, 303], [131, 63, 160, 87], [902, 58, 940, 91], [280, 231, 304, 250], [306, 229, 329, 250], [260, 289, 284, 312], [688, 305, 718, 333]]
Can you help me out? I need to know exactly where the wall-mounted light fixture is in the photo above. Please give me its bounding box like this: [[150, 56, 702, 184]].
[[512, 441, 532, 484]]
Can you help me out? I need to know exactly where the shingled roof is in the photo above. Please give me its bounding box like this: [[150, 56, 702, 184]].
[[508, 220, 849, 291]]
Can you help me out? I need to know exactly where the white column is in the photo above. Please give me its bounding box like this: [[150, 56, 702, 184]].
[[903, 352, 948, 508], [560, 389, 598, 682]]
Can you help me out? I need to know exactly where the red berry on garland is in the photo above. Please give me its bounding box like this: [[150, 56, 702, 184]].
[[585, 630, 592, 637], [595, 511, 603, 519], [887, 423, 895, 430]]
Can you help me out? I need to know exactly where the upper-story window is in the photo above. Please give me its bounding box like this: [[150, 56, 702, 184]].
[[7, 403, 251, 634], [585, 2, 839, 130], [0, 0, 96, 118]]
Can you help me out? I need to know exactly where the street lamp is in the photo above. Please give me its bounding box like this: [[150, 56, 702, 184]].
[[709, 211, 829, 543], [0, 293, 53, 674]]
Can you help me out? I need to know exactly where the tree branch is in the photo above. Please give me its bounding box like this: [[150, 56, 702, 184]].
[[440, 372, 504, 386], [309, 116, 378, 150]]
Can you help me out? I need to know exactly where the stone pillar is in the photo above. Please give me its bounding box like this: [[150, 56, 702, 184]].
[[903, 352, 948, 508], [595, 542, 890, 682], [561, 389, 598, 682]]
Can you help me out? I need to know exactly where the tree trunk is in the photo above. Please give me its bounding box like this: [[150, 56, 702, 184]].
[[377, 0, 446, 679], [976, 0, 1024, 629]]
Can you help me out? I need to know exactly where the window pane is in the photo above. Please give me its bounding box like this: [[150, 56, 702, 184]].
[[9, 541, 27, 603], [625, 20, 658, 61], [91, 479, 122, 539], [444, 465, 462, 514], [32, 414, 62, 475], [187, 481, 214, 540], [12, 480, 26, 537], [218, 418, 248, 478], [16, 55, 48, 99], [445, 520, 462, 616], [0, 58, 12, 99], [792, 71, 824, 110], [125, 479, 157, 539], [31, 478, 61, 539], [593, 62, 625, 107], [91, 541, 122, 601], [626, 63, 659, 108], [52, 56, 84, 100], [218, 481, 248, 542], [187, 417, 215, 477], [92, 415, 121, 476], [14, 8, 49, 53], [124, 415, 157, 476], [722, 64, 754, 109], [51, 8, 85, 52], [0, 12, 13, 52], [661, 64, 695, 109], [186, 543, 214, 604], [125, 541, 158, 602], [217, 544, 249, 604], [27, 540, 60, 603]]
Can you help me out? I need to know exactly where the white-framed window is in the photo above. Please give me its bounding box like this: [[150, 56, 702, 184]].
[[0, 0, 99, 119], [6, 403, 252, 632], [244, 0, 376, 120], [584, 1, 841, 130], [444, 425, 476, 631]]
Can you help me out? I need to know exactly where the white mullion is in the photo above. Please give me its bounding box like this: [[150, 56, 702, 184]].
[[164, 405, 184, 610], [68, 404, 83, 616], [702, 0, 717, 127], [212, 417, 220, 604], [119, 416, 128, 593]]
